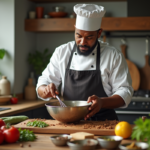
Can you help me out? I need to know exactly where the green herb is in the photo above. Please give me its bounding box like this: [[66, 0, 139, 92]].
[[131, 116, 150, 149], [0, 49, 6, 75], [18, 128, 37, 141], [101, 137, 115, 141], [27, 120, 49, 128], [27, 48, 52, 75], [0, 49, 5, 59]]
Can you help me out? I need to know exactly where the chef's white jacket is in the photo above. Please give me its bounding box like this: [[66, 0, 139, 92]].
[[36, 40, 133, 108]]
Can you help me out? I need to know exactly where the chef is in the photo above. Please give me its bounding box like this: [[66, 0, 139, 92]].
[[36, 4, 133, 121]]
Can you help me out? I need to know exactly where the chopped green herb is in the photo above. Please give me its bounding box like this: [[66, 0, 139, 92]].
[[18, 128, 37, 141], [101, 137, 115, 141], [27, 120, 49, 128]]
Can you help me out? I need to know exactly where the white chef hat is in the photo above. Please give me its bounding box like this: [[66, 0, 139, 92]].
[[74, 4, 106, 31]]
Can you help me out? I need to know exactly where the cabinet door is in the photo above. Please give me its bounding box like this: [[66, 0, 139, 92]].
[[117, 114, 148, 124], [32, 106, 52, 119]]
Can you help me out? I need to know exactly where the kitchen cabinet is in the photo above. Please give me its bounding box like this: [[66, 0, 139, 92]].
[[0, 100, 56, 118], [13, 106, 52, 119], [25, 17, 150, 32], [32, 106, 52, 119]]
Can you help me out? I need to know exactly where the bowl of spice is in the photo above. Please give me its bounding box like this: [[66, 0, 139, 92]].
[[97, 135, 123, 149], [50, 134, 72, 146], [119, 142, 149, 150]]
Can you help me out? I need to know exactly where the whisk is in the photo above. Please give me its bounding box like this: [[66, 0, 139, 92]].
[[56, 95, 67, 107]]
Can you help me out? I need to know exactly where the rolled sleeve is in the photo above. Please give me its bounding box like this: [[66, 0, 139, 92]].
[[112, 87, 133, 108]]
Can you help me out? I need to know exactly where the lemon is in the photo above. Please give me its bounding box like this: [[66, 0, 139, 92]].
[[115, 121, 132, 139]]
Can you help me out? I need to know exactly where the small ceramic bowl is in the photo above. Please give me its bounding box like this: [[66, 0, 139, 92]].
[[97, 135, 123, 149], [67, 139, 98, 150], [50, 134, 72, 146], [52, 6, 65, 12], [119, 142, 149, 150], [0, 95, 12, 105]]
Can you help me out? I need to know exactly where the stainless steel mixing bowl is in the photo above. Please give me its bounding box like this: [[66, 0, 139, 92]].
[[45, 101, 92, 123]]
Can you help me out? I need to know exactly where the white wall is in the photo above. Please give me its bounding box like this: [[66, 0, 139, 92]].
[[0, 0, 36, 94], [0, 0, 15, 93], [15, 0, 36, 93], [1, 1, 150, 94]]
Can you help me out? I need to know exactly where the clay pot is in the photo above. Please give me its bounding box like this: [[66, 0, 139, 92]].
[[0, 76, 11, 96], [36, 7, 44, 18], [29, 11, 36, 19]]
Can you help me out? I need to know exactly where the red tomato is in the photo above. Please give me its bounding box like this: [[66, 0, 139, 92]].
[[0, 130, 4, 144], [0, 119, 5, 128], [10, 97, 18, 104], [3, 126, 20, 143], [1, 126, 6, 133]]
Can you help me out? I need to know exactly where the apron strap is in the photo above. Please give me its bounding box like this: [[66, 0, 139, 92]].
[[96, 42, 100, 70], [66, 43, 76, 70]]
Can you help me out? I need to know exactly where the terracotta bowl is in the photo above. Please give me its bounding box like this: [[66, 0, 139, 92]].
[[48, 12, 68, 18], [0, 95, 12, 105]]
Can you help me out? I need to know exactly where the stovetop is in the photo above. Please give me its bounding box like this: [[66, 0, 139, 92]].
[[115, 90, 150, 111]]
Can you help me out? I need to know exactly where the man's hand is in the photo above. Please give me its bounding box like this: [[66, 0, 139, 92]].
[[38, 83, 59, 99], [84, 95, 103, 120]]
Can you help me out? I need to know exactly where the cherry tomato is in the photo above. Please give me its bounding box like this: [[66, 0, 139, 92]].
[[0, 130, 4, 144], [0, 119, 5, 128], [10, 96, 18, 104], [3, 126, 20, 143]]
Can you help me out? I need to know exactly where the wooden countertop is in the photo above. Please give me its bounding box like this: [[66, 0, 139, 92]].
[[0, 99, 57, 117], [0, 98, 139, 149], [0, 133, 135, 150]]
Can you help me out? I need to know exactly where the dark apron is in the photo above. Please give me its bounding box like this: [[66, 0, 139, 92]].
[[63, 42, 118, 121]]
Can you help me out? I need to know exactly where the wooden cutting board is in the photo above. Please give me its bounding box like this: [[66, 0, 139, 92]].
[[139, 38, 150, 90], [139, 55, 150, 90], [14, 119, 122, 136], [121, 44, 140, 91]]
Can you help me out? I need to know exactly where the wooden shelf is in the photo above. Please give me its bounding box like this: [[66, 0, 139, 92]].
[[25, 18, 75, 32], [25, 17, 150, 32], [29, 0, 126, 2]]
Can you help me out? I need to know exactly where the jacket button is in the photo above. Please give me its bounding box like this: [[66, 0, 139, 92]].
[[75, 53, 77, 55], [92, 53, 95, 55], [91, 65, 94, 68]]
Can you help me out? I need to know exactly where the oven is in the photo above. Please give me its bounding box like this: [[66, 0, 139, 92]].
[[115, 90, 150, 124]]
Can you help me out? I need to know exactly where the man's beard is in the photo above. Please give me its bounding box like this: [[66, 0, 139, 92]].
[[76, 39, 98, 56]]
